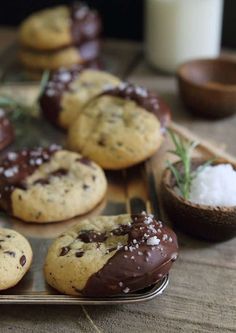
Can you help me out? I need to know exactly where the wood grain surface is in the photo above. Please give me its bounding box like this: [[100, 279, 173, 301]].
[[0, 29, 235, 333]]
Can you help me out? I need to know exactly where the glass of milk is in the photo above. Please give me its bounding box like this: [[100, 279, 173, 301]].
[[145, 0, 224, 73]]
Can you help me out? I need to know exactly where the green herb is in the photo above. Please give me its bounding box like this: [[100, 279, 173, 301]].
[[0, 71, 51, 148], [0, 96, 37, 122], [0, 70, 49, 122], [166, 129, 213, 200], [37, 70, 49, 101]]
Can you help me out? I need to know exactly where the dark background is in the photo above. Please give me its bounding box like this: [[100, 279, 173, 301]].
[[0, 0, 235, 48]]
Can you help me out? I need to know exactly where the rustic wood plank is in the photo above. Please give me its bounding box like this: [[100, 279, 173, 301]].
[[127, 54, 236, 333], [0, 33, 235, 333]]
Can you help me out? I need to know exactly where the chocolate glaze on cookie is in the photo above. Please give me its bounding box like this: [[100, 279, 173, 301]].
[[70, 3, 102, 45], [78, 39, 100, 63], [39, 61, 101, 126], [101, 83, 171, 131], [40, 66, 81, 126], [81, 213, 178, 296], [0, 144, 61, 213], [0, 109, 14, 151]]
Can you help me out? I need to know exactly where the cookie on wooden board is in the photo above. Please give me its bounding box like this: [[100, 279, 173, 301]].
[[19, 40, 100, 71], [0, 145, 107, 223], [67, 83, 171, 169], [19, 4, 102, 51], [44, 213, 178, 296], [0, 228, 32, 291], [40, 68, 121, 129]]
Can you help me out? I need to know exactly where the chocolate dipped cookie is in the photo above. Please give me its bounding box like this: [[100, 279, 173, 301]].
[[0, 145, 107, 223], [44, 213, 178, 297], [19, 4, 102, 51], [40, 68, 121, 129], [67, 83, 171, 169], [19, 40, 100, 71], [0, 228, 32, 291]]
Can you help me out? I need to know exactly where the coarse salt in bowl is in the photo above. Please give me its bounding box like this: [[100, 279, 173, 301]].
[[189, 164, 236, 207], [161, 159, 236, 241]]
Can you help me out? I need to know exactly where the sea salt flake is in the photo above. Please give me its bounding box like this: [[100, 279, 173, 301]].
[[148, 225, 157, 233], [46, 89, 55, 97], [171, 253, 178, 261], [147, 236, 160, 246], [7, 152, 17, 161], [59, 72, 72, 82], [0, 108, 5, 117], [35, 158, 43, 165], [4, 166, 18, 177], [135, 86, 148, 97], [123, 287, 130, 294], [162, 234, 168, 241], [144, 216, 153, 225]]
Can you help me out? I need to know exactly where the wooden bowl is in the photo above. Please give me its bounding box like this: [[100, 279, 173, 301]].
[[161, 159, 236, 241], [177, 59, 236, 119]]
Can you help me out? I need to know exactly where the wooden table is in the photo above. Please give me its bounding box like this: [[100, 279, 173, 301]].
[[0, 28, 235, 333]]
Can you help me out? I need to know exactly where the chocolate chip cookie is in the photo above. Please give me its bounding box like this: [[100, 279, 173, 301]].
[[44, 213, 178, 296], [0, 145, 107, 223], [40, 68, 121, 129], [19, 4, 101, 51], [0, 228, 32, 291], [19, 40, 100, 71], [67, 83, 169, 169]]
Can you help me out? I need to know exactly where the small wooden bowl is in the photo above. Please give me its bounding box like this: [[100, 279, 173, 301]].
[[177, 59, 236, 119], [161, 159, 236, 241]]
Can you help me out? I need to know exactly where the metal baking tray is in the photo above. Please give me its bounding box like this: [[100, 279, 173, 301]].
[[0, 84, 169, 304]]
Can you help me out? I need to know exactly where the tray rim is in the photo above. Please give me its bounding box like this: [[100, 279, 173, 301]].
[[0, 275, 169, 305]]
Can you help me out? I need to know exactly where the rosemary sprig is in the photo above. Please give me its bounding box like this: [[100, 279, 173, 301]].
[[0, 96, 37, 121], [166, 129, 213, 200], [0, 70, 49, 123], [37, 70, 49, 101]]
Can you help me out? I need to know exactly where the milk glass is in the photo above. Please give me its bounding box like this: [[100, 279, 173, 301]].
[[145, 0, 224, 73]]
